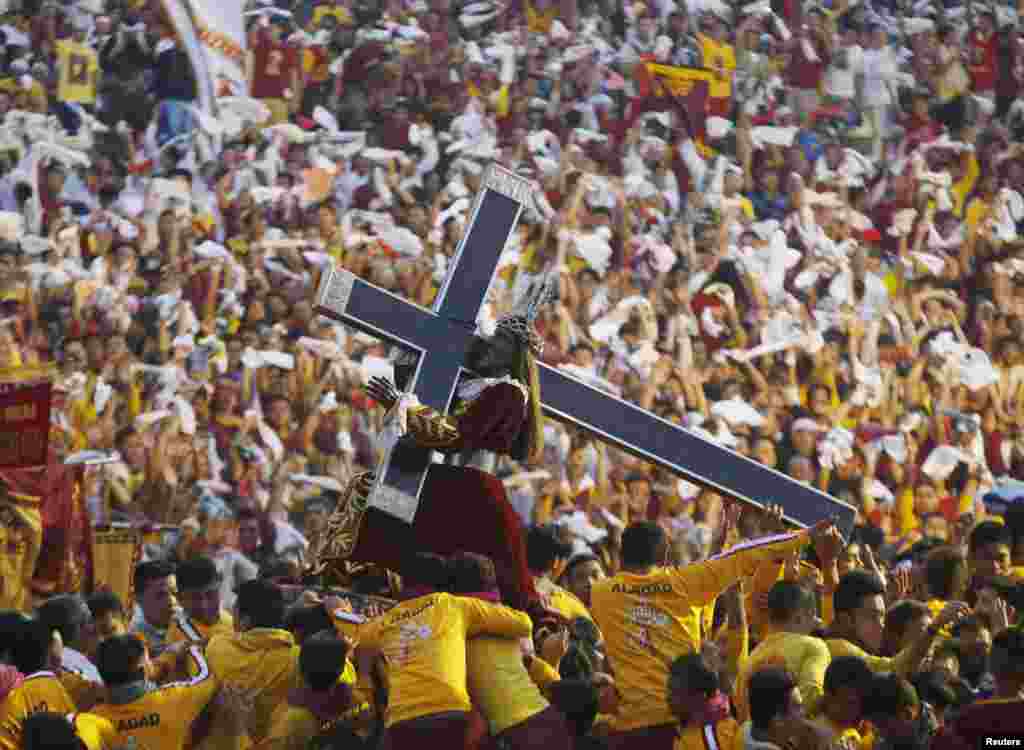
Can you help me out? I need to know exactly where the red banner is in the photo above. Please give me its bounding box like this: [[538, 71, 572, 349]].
[[0, 381, 51, 468]]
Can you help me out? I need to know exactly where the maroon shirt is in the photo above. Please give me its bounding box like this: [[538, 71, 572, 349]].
[[341, 41, 388, 84], [250, 28, 298, 99], [786, 35, 830, 90]]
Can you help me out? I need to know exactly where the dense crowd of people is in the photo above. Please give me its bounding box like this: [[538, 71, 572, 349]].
[[2, 0, 1024, 746]]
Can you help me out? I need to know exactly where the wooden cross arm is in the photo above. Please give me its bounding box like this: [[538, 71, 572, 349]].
[[536, 364, 857, 537]]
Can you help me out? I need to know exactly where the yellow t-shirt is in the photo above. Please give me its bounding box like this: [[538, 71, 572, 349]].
[[733, 631, 831, 722], [525, 1, 559, 32], [817, 717, 872, 750], [56, 40, 99, 104], [951, 155, 980, 218], [357, 592, 532, 727], [535, 577, 594, 624], [590, 531, 809, 733], [167, 610, 235, 646], [674, 717, 741, 750], [527, 654, 562, 690], [205, 628, 300, 744], [159, 610, 237, 687], [825, 638, 913, 675], [91, 647, 218, 750], [467, 636, 549, 735], [965, 196, 993, 234], [70, 712, 119, 750], [258, 660, 371, 750], [698, 34, 736, 99], [0, 672, 77, 750], [261, 703, 321, 750]]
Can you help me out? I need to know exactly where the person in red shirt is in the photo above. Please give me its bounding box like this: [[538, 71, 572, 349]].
[[785, 9, 831, 118], [249, 16, 301, 125], [995, 24, 1023, 119], [903, 89, 942, 151], [967, 8, 998, 98]]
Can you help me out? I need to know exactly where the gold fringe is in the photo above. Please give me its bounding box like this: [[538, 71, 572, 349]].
[[519, 350, 545, 464]]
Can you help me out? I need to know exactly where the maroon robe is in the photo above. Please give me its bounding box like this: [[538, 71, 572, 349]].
[[932, 699, 1024, 750], [351, 382, 538, 611]]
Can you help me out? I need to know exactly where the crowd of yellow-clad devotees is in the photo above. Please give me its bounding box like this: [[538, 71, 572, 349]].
[[3, 506, 1024, 750]]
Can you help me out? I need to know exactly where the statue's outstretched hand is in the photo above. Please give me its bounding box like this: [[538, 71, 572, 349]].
[[365, 376, 399, 410]]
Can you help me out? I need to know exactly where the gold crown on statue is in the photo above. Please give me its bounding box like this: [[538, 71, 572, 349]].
[[495, 276, 556, 357]]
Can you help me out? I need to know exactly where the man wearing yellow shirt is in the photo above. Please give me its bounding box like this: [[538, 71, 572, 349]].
[[36, 595, 104, 710], [529, 526, 595, 624], [733, 581, 831, 723], [91, 635, 227, 750], [813, 656, 874, 750], [0, 620, 77, 750], [356, 553, 533, 747], [56, 21, 99, 106], [697, 12, 736, 117], [668, 652, 740, 750], [824, 570, 965, 674], [130, 560, 178, 659], [448, 552, 573, 749], [742, 667, 806, 749], [166, 557, 235, 648], [205, 580, 300, 747], [964, 174, 998, 234], [260, 632, 357, 750], [949, 150, 980, 218], [591, 520, 834, 749]]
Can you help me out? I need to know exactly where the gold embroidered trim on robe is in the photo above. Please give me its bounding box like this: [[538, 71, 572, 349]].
[[308, 472, 372, 569], [405, 405, 461, 449]]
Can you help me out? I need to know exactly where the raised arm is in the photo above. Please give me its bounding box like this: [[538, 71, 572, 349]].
[[667, 527, 815, 607], [460, 595, 533, 639]]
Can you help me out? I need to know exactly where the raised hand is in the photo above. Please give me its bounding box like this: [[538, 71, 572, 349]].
[[862, 543, 885, 587], [989, 596, 1012, 634], [722, 500, 742, 536], [355, 473, 376, 496], [365, 376, 399, 410], [763, 503, 786, 534], [934, 601, 970, 631], [891, 566, 913, 600], [810, 520, 845, 564]]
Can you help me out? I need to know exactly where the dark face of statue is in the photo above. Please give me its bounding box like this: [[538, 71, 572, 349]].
[[394, 362, 415, 391], [467, 329, 521, 377]]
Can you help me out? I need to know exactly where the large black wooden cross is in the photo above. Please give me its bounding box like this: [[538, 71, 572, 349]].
[[314, 163, 856, 536]]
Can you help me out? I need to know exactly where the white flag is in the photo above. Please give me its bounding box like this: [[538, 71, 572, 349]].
[[159, 0, 248, 113]]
